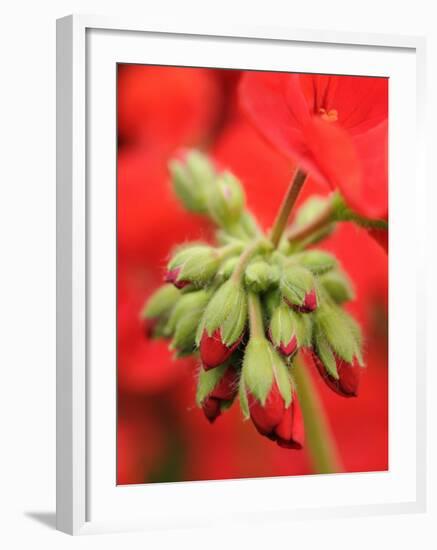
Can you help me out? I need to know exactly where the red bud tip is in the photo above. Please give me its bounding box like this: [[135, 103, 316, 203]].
[[248, 384, 304, 449], [164, 267, 190, 289], [312, 352, 360, 397], [201, 366, 238, 422], [200, 329, 242, 370], [202, 397, 222, 423], [294, 289, 318, 313], [268, 330, 298, 357]]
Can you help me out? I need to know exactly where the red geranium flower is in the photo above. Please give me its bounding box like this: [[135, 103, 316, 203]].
[[240, 72, 388, 221]]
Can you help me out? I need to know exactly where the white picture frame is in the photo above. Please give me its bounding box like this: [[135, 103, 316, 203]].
[[56, 14, 427, 536]]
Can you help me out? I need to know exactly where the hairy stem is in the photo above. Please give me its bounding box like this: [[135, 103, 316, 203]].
[[247, 292, 265, 339], [293, 357, 342, 474], [270, 168, 307, 248]]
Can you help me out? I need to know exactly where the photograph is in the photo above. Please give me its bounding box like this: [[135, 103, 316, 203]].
[[116, 65, 388, 485]]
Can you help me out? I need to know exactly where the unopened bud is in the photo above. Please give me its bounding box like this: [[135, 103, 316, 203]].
[[207, 171, 245, 228], [166, 244, 221, 288], [141, 284, 180, 319], [197, 280, 247, 369], [295, 250, 337, 275], [280, 265, 318, 313], [268, 303, 311, 357], [319, 270, 355, 304], [245, 260, 280, 293], [196, 364, 239, 423], [312, 303, 364, 397], [169, 150, 216, 213], [166, 289, 210, 355]]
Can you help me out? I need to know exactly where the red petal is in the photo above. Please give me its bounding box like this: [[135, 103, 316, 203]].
[[275, 395, 304, 449], [210, 366, 238, 401], [200, 329, 240, 370], [202, 398, 222, 423], [249, 383, 285, 435]]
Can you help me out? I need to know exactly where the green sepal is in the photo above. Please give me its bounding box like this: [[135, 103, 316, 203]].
[[319, 269, 355, 304], [141, 284, 180, 319], [314, 302, 363, 365], [313, 322, 339, 379], [196, 363, 229, 406], [168, 244, 221, 286], [196, 280, 247, 347], [280, 265, 315, 307], [241, 337, 291, 407], [295, 250, 337, 275], [166, 289, 210, 347], [269, 304, 312, 348], [207, 171, 245, 228], [244, 260, 280, 293]]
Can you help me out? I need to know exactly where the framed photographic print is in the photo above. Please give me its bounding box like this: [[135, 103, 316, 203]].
[[56, 15, 427, 535]]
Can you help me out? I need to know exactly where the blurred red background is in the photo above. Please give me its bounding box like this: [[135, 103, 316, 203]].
[[117, 65, 388, 485]]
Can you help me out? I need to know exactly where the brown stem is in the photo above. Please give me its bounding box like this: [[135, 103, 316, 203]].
[[287, 199, 335, 243], [269, 168, 307, 248]]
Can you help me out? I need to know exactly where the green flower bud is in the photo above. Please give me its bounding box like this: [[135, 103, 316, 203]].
[[196, 280, 248, 368], [268, 303, 312, 356], [166, 289, 210, 354], [319, 269, 355, 304], [167, 244, 221, 288], [280, 265, 318, 312], [141, 284, 180, 320], [313, 302, 363, 374], [169, 150, 215, 213], [244, 260, 280, 293], [295, 250, 337, 275], [207, 171, 245, 228], [240, 337, 292, 413]]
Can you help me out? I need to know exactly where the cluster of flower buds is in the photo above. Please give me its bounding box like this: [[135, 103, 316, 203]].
[[141, 150, 365, 450]]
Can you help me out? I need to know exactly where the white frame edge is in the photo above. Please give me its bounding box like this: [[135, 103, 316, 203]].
[[56, 13, 427, 535]]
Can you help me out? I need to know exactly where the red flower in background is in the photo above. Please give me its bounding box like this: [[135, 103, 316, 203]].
[[240, 73, 388, 221]]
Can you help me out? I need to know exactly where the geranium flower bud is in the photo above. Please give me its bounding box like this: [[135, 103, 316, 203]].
[[165, 289, 211, 355], [295, 250, 337, 275], [239, 336, 302, 448], [141, 284, 181, 319], [312, 303, 364, 397], [196, 364, 238, 423], [196, 280, 248, 369], [248, 385, 304, 449], [312, 352, 361, 397], [169, 149, 216, 214], [280, 265, 318, 313], [239, 336, 292, 418], [166, 244, 221, 288], [244, 260, 280, 293], [291, 195, 335, 245], [268, 303, 311, 357], [140, 284, 181, 337], [207, 171, 245, 228]]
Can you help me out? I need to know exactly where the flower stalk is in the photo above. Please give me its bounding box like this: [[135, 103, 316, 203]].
[[293, 357, 342, 473], [270, 168, 307, 248]]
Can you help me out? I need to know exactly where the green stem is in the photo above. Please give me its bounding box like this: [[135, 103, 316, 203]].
[[270, 168, 307, 248], [247, 292, 264, 338], [293, 357, 342, 474]]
